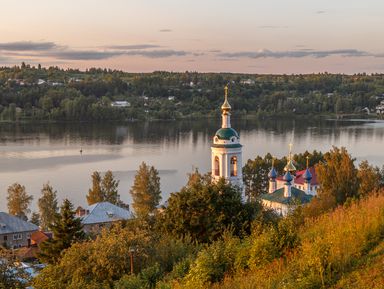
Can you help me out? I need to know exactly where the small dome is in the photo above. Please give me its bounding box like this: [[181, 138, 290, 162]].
[[215, 128, 239, 140], [283, 171, 293, 182], [303, 168, 312, 181], [268, 167, 277, 179], [221, 98, 231, 111], [284, 159, 296, 172]]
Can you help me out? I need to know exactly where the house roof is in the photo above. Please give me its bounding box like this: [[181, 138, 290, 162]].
[[31, 231, 49, 245], [259, 187, 313, 205], [80, 202, 131, 225], [0, 212, 39, 234], [276, 167, 318, 185]]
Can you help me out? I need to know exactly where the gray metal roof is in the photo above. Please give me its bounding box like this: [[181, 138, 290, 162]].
[[80, 202, 131, 225], [0, 212, 39, 234]]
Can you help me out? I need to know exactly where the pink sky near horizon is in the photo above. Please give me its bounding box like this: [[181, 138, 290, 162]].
[[1, 0, 384, 74]]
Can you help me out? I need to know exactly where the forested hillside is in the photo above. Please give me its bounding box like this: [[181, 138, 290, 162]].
[[1, 64, 384, 121]]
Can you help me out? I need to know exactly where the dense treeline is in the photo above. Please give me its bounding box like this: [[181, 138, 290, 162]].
[[1, 64, 384, 122]]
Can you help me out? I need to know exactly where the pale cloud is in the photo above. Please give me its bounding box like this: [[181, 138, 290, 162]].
[[218, 49, 371, 59], [48, 50, 126, 60], [159, 29, 172, 32], [48, 49, 189, 60], [0, 41, 58, 51], [124, 49, 189, 58], [106, 44, 161, 50], [0, 40, 191, 60]]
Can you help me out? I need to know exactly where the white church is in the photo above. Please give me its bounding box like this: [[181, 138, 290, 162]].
[[211, 86, 318, 215], [211, 86, 243, 193], [260, 152, 319, 216]]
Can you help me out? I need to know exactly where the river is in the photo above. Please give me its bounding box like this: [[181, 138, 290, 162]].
[[1, 117, 384, 212]]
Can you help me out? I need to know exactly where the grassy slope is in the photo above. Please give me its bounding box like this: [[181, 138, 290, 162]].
[[332, 240, 384, 289], [212, 193, 384, 289]]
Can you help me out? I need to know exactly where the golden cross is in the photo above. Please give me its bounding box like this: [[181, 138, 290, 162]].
[[306, 155, 309, 168], [224, 85, 228, 100], [288, 143, 293, 158]]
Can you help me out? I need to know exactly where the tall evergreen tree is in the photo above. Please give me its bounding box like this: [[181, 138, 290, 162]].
[[38, 199, 84, 264], [30, 212, 40, 227], [102, 170, 120, 205], [6, 183, 33, 220], [86, 171, 103, 205], [130, 162, 161, 218], [38, 183, 59, 230]]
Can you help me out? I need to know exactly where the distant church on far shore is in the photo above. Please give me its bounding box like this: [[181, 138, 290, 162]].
[[211, 86, 244, 196]]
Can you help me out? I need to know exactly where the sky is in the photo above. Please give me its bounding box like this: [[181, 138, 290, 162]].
[[1, 0, 384, 74]]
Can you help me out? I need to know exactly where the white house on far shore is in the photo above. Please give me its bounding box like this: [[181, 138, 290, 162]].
[[111, 101, 131, 108]]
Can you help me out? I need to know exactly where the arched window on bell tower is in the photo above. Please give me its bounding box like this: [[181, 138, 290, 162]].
[[230, 156, 237, 176], [214, 156, 220, 176]]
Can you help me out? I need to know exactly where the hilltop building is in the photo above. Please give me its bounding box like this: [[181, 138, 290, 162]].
[[211, 86, 244, 196], [0, 212, 39, 249], [76, 202, 131, 234], [260, 149, 318, 216]]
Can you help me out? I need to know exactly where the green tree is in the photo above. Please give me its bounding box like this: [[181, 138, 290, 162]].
[[30, 212, 40, 227], [130, 162, 161, 218], [315, 146, 359, 208], [160, 171, 259, 243], [243, 155, 272, 200], [38, 199, 84, 264], [102, 170, 120, 204], [86, 171, 103, 205], [6, 183, 33, 220], [357, 160, 381, 196], [38, 183, 59, 230]]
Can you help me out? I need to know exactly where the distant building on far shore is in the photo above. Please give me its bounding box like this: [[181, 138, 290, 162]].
[[111, 101, 131, 108], [376, 100, 384, 114]]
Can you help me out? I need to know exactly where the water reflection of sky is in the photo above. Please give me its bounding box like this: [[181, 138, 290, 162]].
[[0, 118, 384, 212]]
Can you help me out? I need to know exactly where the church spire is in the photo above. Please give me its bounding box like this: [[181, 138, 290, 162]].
[[284, 143, 296, 172], [221, 85, 231, 128], [221, 85, 231, 112]]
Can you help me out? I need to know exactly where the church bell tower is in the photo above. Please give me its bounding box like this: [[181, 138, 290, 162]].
[[211, 86, 243, 192]]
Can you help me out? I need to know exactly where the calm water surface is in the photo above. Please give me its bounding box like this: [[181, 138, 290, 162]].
[[1, 117, 384, 212]]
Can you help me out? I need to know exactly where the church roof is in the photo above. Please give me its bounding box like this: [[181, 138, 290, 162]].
[[295, 167, 317, 185], [268, 167, 277, 179], [259, 187, 313, 205], [215, 128, 239, 140], [283, 171, 293, 182], [303, 168, 312, 181], [276, 167, 318, 185]]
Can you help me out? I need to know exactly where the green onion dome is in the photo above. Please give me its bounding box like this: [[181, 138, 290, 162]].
[[214, 128, 239, 140]]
